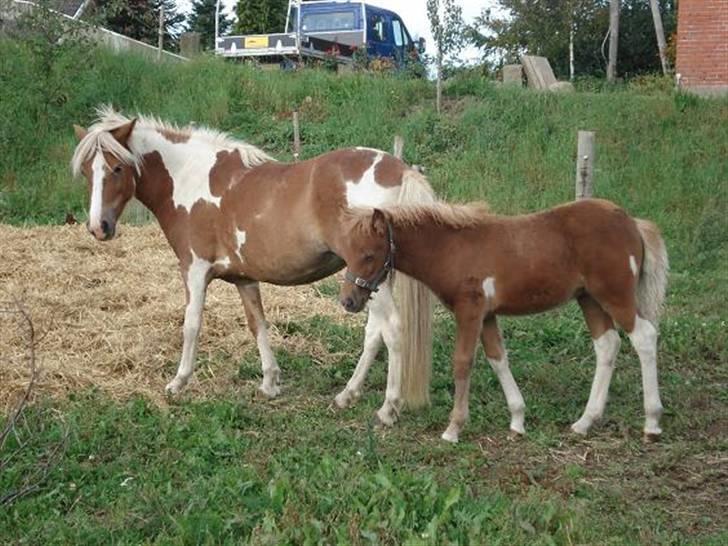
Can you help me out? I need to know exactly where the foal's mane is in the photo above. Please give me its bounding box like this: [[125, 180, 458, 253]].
[[71, 105, 274, 177], [346, 202, 491, 235]]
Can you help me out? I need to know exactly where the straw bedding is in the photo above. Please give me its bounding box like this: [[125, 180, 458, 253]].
[[0, 224, 362, 410]]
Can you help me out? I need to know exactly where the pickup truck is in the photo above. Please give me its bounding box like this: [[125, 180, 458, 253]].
[[215, 0, 423, 67]]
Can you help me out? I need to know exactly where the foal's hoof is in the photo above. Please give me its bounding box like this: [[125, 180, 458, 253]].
[[643, 432, 661, 444]]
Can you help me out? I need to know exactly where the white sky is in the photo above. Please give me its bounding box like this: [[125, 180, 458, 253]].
[[177, 1, 497, 64]]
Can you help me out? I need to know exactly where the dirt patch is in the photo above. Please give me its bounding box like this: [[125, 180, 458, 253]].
[[0, 224, 362, 410]]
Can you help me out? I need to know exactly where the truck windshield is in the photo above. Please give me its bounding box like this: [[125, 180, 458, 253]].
[[293, 11, 357, 32]]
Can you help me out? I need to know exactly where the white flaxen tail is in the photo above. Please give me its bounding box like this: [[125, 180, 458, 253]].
[[394, 169, 436, 409], [635, 219, 669, 326]]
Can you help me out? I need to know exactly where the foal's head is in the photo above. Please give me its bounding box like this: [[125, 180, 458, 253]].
[[339, 209, 394, 313], [71, 119, 138, 241]]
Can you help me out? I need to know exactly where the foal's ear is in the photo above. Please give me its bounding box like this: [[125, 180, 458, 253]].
[[371, 209, 387, 236], [110, 118, 137, 147], [73, 124, 88, 141]]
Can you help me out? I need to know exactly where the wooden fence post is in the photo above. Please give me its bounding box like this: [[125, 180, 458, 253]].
[[393, 135, 404, 159], [575, 131, 595, 199], [292, 110, 301, 161]]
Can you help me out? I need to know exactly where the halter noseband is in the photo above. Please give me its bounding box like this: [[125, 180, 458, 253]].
[[344, 220, 396, 293]]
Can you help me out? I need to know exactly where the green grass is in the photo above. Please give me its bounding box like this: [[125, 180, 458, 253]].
[[1, 41, 727, 544]]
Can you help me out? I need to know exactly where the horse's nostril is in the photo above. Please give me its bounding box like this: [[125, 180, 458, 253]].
[[101, 220, 110, 235]]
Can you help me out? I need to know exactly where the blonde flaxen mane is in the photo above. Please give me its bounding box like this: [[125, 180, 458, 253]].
[[71, 105, 274, 177], [346, 202, 491, 235]]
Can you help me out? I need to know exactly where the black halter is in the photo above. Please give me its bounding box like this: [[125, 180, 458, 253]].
[[344, 220, 396, 293]]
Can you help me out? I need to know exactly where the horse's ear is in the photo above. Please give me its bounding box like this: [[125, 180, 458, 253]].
[[110, 118, 137, 147], [371, 209, 387, 236], [73, 124, 88, 141]]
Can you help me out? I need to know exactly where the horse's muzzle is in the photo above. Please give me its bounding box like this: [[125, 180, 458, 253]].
[[87, 219, 116, 241]]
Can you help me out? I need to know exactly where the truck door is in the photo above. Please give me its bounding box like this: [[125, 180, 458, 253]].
[[366, 10, 394, 59], [390, 15, 412, 65]]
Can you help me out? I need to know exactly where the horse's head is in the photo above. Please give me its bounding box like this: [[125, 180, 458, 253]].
[[339, 208, 394, 313], [72, 119, 138, 241]]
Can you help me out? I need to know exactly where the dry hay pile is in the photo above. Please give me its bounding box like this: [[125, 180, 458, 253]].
[[0, 224, 362, 410]]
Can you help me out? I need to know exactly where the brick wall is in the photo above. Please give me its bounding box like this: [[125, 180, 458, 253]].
[[676, 0, 728, 96]]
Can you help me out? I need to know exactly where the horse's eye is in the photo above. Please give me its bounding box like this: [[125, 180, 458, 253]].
[[112, 165, 123, 175]]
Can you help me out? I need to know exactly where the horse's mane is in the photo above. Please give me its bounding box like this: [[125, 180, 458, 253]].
[[345, 202, 492, 235], [71, 105, 274, 177]]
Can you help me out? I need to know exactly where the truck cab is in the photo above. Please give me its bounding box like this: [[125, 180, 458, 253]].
[[216, 0, 420, 68]]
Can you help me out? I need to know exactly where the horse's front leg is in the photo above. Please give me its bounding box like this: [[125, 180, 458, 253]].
[[165, 261, 210, 395], [237, 282, 281, 398], [441, 309, 484, 443], [334, 305, 383, 409]]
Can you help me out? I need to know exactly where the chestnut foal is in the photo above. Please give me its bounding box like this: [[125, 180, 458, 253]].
[[338, 199, 668, 443]]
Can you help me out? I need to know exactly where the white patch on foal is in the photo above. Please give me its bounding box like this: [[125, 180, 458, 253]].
[[235, 229, 247, 261], [129, 128, 223, 212], [629, 255, 639, 277], [482, 277, 496, 299], [88, 153, 106, 231], [345, 153, 400, 208]]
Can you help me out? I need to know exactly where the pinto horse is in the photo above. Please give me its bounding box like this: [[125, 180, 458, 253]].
[[338, 199, 669, 442], [71, 106, 436, 424]]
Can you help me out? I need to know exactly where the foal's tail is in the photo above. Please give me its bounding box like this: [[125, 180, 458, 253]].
[[635, 219, 669, 326], [394, 169, 436, 410]]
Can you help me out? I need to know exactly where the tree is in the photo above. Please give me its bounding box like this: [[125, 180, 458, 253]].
[[235, 0, 288, 35], [468, 0, 676, 80], [187, 0, 231, 50], [426, 0, 465, 114], [97, 0, 186, 50]]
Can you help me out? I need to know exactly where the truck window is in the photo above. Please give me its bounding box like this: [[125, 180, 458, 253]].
[[368, 14, 388, 43], [301, 11, 357, 32], [392, 18, 405, 47]]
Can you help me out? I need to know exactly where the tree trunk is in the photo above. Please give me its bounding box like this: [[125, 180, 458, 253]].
[[649, 0, 671, 75], [607, 0, 619, 82], [569, 26, 575, 81], [436, 50, 443, 115]]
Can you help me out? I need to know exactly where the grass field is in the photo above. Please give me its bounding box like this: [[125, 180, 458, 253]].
[[1, 40, 727, 544]]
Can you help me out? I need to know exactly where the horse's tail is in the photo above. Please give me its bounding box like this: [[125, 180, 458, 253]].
[[635, 219, 669, 326], [394, 168, 436, 410]]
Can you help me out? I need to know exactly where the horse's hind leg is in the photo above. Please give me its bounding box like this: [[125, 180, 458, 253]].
[[334, 308, 383, 409], [237, 282, 281, 398], [571, 295, 621, 435], [626, 315, 663, 440], [481, 317, 525, 436], [166, 262, 210, 395]]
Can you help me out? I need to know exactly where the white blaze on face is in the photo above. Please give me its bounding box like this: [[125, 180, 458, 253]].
[[345, 153, 400, 208], [482, 277, 496, 299], [131, 129, 222, 212], [629, 255, 639, 277], [88, 153, 106, 231], [235, 229, 247, 261]]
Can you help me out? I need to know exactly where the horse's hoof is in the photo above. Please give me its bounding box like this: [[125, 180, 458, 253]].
[[165, 380, 182, 396], [570, 421, 590, 436], [643, 431, 661, 443], [441, 429, 459, 444], [334, 389, 358, 409], [258, 383, 281, 399], [374, 408, 396, 427], [508, 429, 525, 441]]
